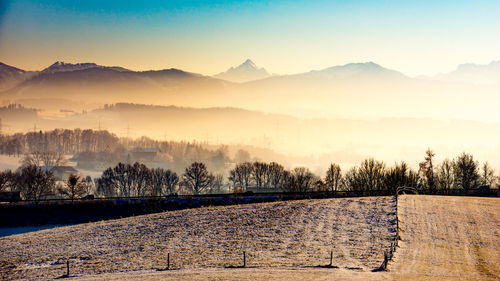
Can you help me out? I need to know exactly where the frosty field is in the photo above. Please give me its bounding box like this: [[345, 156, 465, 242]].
[[0, 197, 395, 280], [1, 195, 498, 280], [392, 195, 500, 281]]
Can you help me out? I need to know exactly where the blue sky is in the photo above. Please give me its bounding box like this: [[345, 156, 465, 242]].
[[0, 0, 499, 76]]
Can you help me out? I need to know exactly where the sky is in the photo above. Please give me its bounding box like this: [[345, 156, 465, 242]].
[[0, 0, 499, 76]]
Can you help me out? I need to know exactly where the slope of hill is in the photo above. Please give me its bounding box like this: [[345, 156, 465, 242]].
[[214, 59, 271, 82], [0, 197, 395, 280]]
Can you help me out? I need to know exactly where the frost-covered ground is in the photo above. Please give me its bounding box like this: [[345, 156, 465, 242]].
[[0, 197, 395, 280], [392, 195, 500, 281]]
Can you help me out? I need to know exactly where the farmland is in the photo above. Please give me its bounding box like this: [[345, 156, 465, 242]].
[[0, 195, 498, 280], [0, 196, 395, 280]]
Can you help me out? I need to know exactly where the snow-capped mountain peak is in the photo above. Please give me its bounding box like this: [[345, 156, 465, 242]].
[[214, 59, 271, 83], [240, 59, 258, 69]]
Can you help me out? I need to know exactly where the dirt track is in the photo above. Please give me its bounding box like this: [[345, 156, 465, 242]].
[[392, 195, 500, 280]]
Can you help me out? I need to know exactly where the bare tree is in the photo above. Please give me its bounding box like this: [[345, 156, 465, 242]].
[[454, 152, 479, 190], [22, 151, 67, 167], [419, 148, 436, 191], [282, 167, 316, 192], [83, 175, 94, 196], [252, 162, 268, 188], [211, 173, 224, 194], [344, 167, 362, 191], [324, 163, 342, 192], [0, 170, 13, 192], [14, 165, 55, 202], [437, 159, 455, 190], [228, 162, 253, 190], [182, 162, 214, 195], [98, 163, 132, 197], [358, 158, 385, 191], [384, 161, 415, 192], [151, 168, 178, 196], [268, 162, 285, 190], [131, 162, 151, 196], [58, 174, 86, 202], [479, 162, 495, 186]]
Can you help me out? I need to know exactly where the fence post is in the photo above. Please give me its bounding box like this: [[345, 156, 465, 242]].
[[167, 252, 170, 270], [66, 259, 70, 277], [243, 251, 246, 268], [329, 250, 333, 266]]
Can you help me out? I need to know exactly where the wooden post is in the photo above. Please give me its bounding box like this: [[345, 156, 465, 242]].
[[66, 259, 70, 277], [381, 251, 388, 270], [243, 251, 246, 268], [167, 253, 170, 270], [329, 250, 333, 266]]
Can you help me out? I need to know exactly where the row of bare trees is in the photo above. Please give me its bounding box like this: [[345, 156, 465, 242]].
[[0, 129, 245, 177], [227, 150, 497, 193], [96, 161, 226, 196], [321, 150, 495, 192], [0, 129, 121, 155], [0, 166, 87, 201], [97, 163, 179, 197], [1, 150, 497, 201]]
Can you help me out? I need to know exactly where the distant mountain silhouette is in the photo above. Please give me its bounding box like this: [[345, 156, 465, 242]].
[[214, 59, 271, 82], [309, 61, 406, 79], [41, 61, 130, 74], [0, 62, 38, 91], [0, 60, 498, 121], [1, 62, 228, 105], [432, 60, 500, 85]]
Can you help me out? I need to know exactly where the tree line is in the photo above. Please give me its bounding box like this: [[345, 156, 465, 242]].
[[0, 149, 498, 201], [0, 129, 239, 174]]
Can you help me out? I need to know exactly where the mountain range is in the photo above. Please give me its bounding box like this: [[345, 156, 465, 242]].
[[0, 59, 498, 120]]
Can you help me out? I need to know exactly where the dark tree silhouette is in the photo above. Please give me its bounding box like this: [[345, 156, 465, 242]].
[[282, 167, 316, 192], [437, 158, 455, 190], [228, 162, 253, 190], [479, 162, 495, 186], [182, 162, 214, 195], [151, 168, 178, 196], [268, 162, 285, 190], [0, 170, 13, 192], [454, 153, 479, 190], [14, 165, 55, 202], [419, 148, 436, 191], [252, 162, 268, 188], [58, 174, 86, 202], [21, 151, 67, 167], [324, 163, 342, 192], [383, 161, 419, 192]]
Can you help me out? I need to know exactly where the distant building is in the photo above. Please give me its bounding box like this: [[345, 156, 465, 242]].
[[124, 148, 160, 162], [40, 166, 78, 181]]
